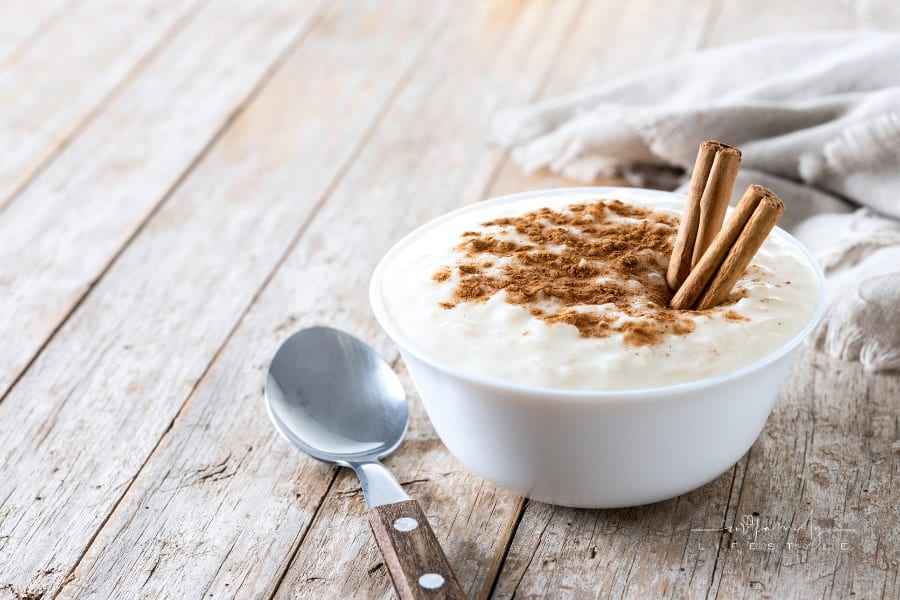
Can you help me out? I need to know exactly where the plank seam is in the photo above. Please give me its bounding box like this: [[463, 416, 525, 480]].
[[477, 0, 590, 202], [472, 3, 590, 596], [706, 453, 750, 600], [0, 0, 330, 408], [507, 506, 555, 599], [254, 6, 485, 596], [52, 1, 451, 595], [48, 4, 339, 596], [258, 8, 590, 595], [266, 468, 341, 600], [484, 497, 527, 600], [0, 0, 209, 214]]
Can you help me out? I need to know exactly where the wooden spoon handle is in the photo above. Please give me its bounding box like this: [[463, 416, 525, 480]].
[[368, 499, 465, 599]]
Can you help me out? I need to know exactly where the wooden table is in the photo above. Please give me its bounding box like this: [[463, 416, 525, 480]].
[[1, 2, 897, 598]]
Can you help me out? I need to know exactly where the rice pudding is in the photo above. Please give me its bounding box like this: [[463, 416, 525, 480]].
[[375, 189, 820, 391]]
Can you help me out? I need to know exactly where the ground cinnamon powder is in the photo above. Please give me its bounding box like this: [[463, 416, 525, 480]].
[[432, 199, 737, 346]]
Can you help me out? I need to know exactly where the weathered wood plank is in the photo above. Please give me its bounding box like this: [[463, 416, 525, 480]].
[[2, 2, 896, 600], [51, 1, 582, 598], [482, 2, 749, 598], [49, 5, 571, 595], [268, 2, 591, 597], [278, 2, 728, 598], [0, 0, 201, 210], [492, 477, 738, 599], [488, 3, 899, 598], [0, 0, 325, 402], [0, 0, 460, 595], [484, 0, 716, 197], [52, 1, 456, 598], [700, 5, 900, 599], [279, 438, 520, 600], [711, 349, 899, 599]]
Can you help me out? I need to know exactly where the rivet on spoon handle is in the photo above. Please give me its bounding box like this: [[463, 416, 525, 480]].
[[368, 499, 465, 599]]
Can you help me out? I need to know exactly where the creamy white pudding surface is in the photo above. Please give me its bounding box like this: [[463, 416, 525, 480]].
[[375, 190, 821, 391]]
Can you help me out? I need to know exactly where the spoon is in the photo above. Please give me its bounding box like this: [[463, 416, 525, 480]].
[[265, 326, 464, 599]]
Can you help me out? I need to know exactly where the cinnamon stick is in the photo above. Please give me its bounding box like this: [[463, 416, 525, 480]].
[[666, 140, 741, 292], [670, 184, 785, 311]]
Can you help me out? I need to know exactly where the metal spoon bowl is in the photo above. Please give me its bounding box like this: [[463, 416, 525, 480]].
[[265, 327, 463, 599], [266, 327, 407, 463]]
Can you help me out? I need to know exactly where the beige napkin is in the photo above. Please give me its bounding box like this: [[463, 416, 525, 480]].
[[493, 33, 900, 371]]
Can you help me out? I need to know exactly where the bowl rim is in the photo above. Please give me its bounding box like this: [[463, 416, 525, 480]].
[[369, 186, 828, 400]]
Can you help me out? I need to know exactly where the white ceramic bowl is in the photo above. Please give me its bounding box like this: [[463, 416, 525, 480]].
[[370, 187, 826, 508]]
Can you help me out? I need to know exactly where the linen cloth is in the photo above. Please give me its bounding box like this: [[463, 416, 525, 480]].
[[493, 33, 900, 371]]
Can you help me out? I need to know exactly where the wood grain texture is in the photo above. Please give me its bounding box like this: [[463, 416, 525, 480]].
[[0, 0, 325, 401], [488, 3, 900, 599], [268, 2, 585, 597], [271, 3, 722, 599], [491, 349, 900, 599], [491, 475, 738, 599], [274, 434, 523, 600], [48, 1, 455, 598], [56, 3, 580, 599], [0, 0, 448, 595], [713, 348, 899, 599], [0, 0, 201, 210], [0, 1, 897, 599], [487, 5, 722, 596], [481, 15, 733, 598], [369, 500, 466, 600], [485, 0, 716, 198]]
